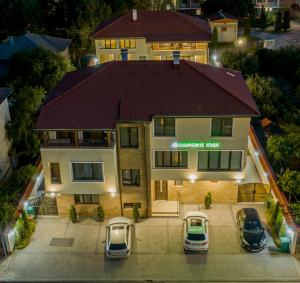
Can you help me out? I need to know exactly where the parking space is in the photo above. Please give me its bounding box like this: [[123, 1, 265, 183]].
[[1, 204, 300, 282]]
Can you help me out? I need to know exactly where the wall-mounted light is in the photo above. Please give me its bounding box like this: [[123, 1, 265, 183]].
[[255, 151, 260, 157], [235, 179, 242, 184], [188, 175, 197, 183]]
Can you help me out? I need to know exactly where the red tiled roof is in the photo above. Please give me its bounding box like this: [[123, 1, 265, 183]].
[[36, 60, 260, 130], [91, 11, 211, 42]]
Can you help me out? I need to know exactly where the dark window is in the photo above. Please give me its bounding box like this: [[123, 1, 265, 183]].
[[82, 131, 107, 145], [50, 163, 61, 184], [72, 163, 103, 181], [211, 118, 233, 137], [122, 169, 140, 186], [154, 117, 175, 136], [198, 151, 242, 171], [155, 151, 188, 168], [123, 203, 141, 209], [221, 26, 228, 32], [74, 194, 99, 204], [120, 127, 138, 148]]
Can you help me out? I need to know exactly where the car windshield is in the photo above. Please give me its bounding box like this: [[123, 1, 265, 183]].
[[109, 243, 127, 250], [187, 233, 205, 241], [244, 220, 261, 232]]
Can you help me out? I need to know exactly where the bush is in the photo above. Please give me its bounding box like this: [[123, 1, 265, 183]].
[[132, 204, 140, 223], [271, 201, 280, 225], [204, 192, 212, 209], [265, 195, 275, 213], [97, 205, 105, 222], [69, 205, 77, 223], [275, 209, 284, 235]]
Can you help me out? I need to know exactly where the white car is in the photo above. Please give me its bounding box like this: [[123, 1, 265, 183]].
[[183, 211, 209, 252], [105, 217, 133, 259]]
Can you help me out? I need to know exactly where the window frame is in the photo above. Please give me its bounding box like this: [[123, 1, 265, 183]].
[[119, 39, 136, 49], [120, 127, 139, 148], [74, 194, 99, 204], [154, 150, 188, 168], [153, 117, 176, 137], [211, 118, 233, 137], [123, 203, 142, 209], [70, 162, 104, 183], [122, 169, 140, 186], [197, 150, 243, 172], [50, 162, 61, 184]]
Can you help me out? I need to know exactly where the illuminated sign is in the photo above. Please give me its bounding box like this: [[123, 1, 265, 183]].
[[171, 141, 221, 149]]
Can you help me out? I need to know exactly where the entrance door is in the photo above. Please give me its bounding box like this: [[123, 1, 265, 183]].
[[155, 180, 168, 200]]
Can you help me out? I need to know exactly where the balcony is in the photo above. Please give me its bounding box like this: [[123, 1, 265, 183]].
[[150, 42, 206, 51], [42, 131, 115, 148], [255, 0, 280, 8]]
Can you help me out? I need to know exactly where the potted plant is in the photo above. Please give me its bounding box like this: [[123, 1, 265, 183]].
[[69, 205, 77, 223], [132, 204, 140, 223], [97, 204, 105, 222], [204, 192, 212, 209]]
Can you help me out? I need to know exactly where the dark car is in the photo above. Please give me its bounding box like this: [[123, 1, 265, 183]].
[[237, 208, 267, 252]]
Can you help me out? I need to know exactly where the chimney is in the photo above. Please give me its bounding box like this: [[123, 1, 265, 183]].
[[173, 51, 180, 66], [121, 48, 128, 61], [8, 36, 14, 45], [132, 9, 137, 21]]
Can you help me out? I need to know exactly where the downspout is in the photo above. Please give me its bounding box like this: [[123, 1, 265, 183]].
[[115, 128, 124, 216], [144, 122, 150, 217]]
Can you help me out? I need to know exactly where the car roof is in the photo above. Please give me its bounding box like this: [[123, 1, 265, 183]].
[[184, 211, 208, 219], [241, 208, 259, 221], [110, 225, 126, 244]]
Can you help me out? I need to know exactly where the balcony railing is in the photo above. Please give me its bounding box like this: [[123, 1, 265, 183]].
[[151, 43, 206, 51]]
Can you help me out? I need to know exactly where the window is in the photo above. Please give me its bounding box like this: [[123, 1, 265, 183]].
[[72, 162, 104, 181], [50, 163, 61, 184], [139, 56, 147, 60], [221, 26, 228, 32], [154, 117, 175, 136], [81, 131, 107, 146], [122, 169, 140, 186], [120, 127, 138, 148], [198, 151, 242, 171], [211, 118, 233, 137], [74, 194, 99, 204], [124, 203, 141, 209], [100, 39, 117, 49], [155, 151, 188, 168], [120, 39, 136, 49]]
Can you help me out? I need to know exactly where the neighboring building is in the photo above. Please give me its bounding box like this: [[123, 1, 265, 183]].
[[36, 53, 260, 218], [207, 11, 238, 43], [0, 88, 12, 179], [0, 32, 71, 77], [91, 10, 211, 64], [175, 0, 206, 15], [254, 0, 298, 13]]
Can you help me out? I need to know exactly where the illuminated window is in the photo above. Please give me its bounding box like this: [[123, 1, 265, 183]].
[[120, 39, 136, 49], [100, 39, 117, 49]]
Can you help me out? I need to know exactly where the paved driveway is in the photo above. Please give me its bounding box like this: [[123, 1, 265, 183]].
[[1, 203, 300, 282]]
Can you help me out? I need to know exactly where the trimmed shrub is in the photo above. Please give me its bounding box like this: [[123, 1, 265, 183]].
[[132, 204, 140, 223], [271, 201, 280, 225], [265, 195, 275, 214], [204, 192, 212, 209], [69, 205, 77, 223], [275, 209, 284, 235], [14, 213, 36, 250], [97, 205, 105, 222]]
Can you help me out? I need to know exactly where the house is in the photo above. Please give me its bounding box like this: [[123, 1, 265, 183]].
[[36, 51, 261, 218], [207, 11, 238, 43], [91, 10, 211, 64], [254, 0, 298, 13], [175, 0, 206, 15], [0, 88, 13, 179], [0, 33, 71, 77]]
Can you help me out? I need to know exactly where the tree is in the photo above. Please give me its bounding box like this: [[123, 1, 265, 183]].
[[278, 169, 300, 203], [211, 27, 218, 46], [246, 74, 283, 118], [6, 86, 45, 164], [282, 10, 291, 31], [0, 194, 16, 230], [133, 0, 174, 10], [220, 49, 259, 77], [274, 10, 282, 32], [243, 19, 251, 37], [259, 6, 267, 30], [267, 136, 290, 169]]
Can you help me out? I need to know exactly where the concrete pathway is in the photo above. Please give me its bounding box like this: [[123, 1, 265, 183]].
[[1, 204, 300, 282]]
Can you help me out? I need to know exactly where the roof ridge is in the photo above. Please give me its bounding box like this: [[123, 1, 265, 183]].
[[43, 62, 114, 108], [184, 61, 259, 114], [40, 35, 61, 52], [92, 12, 129, 38], [176, 12, 210, 35]]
